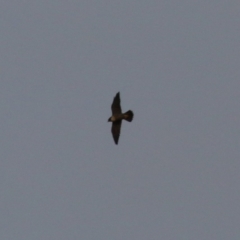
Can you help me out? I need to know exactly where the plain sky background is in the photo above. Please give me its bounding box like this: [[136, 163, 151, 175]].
[[1, 1, 240, 239]]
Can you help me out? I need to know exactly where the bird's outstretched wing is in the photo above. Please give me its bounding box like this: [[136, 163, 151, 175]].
[[111, 121, 122, 145], [111, 92, 122, 114]]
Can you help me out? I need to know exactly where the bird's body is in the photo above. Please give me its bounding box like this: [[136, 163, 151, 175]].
[[108, 112, 133, 122], [108, 92, 134, 145]]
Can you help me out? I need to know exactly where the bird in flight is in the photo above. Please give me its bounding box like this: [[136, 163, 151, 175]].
[[108, 92, 134, 145]]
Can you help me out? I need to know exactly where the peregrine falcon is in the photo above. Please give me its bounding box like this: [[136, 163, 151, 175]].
[[108, 92, 134, 145]]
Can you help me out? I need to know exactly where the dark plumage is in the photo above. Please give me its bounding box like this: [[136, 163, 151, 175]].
[[108, 92, 134, 144]]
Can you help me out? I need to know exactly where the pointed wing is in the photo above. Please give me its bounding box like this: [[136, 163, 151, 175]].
[[111, 120, 122, 145], [111, 92, 122, 114]]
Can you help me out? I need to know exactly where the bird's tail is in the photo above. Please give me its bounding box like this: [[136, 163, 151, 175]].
[[123, 110, 134, 122]]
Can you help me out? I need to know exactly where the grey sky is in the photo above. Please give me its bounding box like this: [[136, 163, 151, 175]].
[[1, 1, 240, 239]]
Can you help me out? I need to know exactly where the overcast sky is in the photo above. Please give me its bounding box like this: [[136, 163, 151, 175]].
[[1, 1, 240, 239]]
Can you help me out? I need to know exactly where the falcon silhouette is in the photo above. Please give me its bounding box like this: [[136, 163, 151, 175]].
[[108, 92, 134, 144]]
